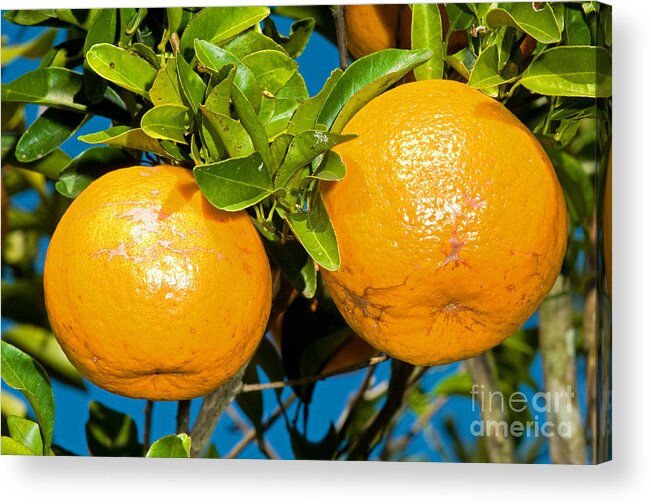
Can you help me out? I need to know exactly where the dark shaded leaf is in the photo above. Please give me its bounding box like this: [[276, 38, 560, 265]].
[[83, 8, 117, 103], [86, 401, 141, 457]]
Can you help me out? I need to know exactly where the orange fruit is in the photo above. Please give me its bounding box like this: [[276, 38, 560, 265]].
[[345, 5, 467, 60], [321, 80, 567, 366], [44, 165, 272, 400], [344, 4, 400, 60]]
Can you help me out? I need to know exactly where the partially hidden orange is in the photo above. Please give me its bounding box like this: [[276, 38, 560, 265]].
[[322, 80, 568, 366], [44, 165, 272, 400]]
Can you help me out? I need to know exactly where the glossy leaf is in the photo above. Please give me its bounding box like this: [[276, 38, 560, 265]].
[[55, 147, 135, 198], [1, 341, 55, 453], [1, 68, 86, 111], [200, 105, 253, 158], [411, 4, 444, 81], [141, 104, 189, 144], [159, 7, 184, 51], [486, 2, 562, 44], [263, 72, 308, 139], [149, 58, 184, 105], [445, 3, 475, 30], [3, 324, 85, 390], [262, 17, 315, 58], [289, 422, 338, 461], [194, 152, 273, 212], [15, 108, 87, 163], [146, 433, 191, 458], [83, 8, 117, 103], [564, 4, 592, 46], [520, 46, 612, 98], [180, 6, 270, 59], [285, 193, 340, 271], [231, 85, 271, 166], [204, 65, 236, 117], [310, 150, 346, 181], [262, 236, 317, 299], [176, 53, 206, 114], [468, 45, 515, 90], [7, 416, 43, 456], [1, 436, 36, 456], [317, 48, 432, 132], [275, 130, 354, 189], [86, 401, 141, 457], [1, 29, 57, 66], [87, 43, 157, 97], [241, 50, 298, 95], [194, 40, 261, 111], [288, 68, 342, 135], [223, 30, 286, 59], [79, 126, 170, 158]]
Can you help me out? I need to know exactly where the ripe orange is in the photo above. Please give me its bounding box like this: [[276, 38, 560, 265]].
[[344, 5, 467, 60], [322, 80, 567, 366], [44, 165, 272, 400]]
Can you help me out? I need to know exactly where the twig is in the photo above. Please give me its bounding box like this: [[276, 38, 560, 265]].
[[240, 355, 388, 393], [332, 5, 349, 70], [189, 366, 248, 458], [176, 400, 191, 434], [225, 393, 297, 459], [336, 363, 377, 438], [225, 405, 249, 434], [466, 352, 515, 463], [143, 400, 153, 455], [347, 361, 415, 460], [539, 276, 586, 464]]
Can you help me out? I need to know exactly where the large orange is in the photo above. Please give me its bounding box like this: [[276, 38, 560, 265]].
[[322, 80, 567, 366], [44, 165, 272, 400]]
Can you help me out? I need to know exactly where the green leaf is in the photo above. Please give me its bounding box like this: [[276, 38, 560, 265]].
[[79, 125, 171, 158], [288, 68, 342, 135], [445, 3, 475, 30], [262, 17, 315, 58], [1, 68, 86, 112], [159, 7, 184, 51], [411, 4, 444, 81], [317, 48, 432, 132], [130, 43, 160, 70], [1, 391, 28, 419], [547, 149, 594, 224], [149, 57, 184, 105], [520, 46, 611, 98], [1, 29, 57, 66], [86, 401, 141, 457], [204, 65, 236, 117], [176, 53, 206, 114], [275, 130, 354, 189], [285, 193, 340, 271], [200, 104, 253, 158], [7, 416, 43, 456], [3, 10, 57, 27], [194, 40, 262, 111], [83, 8, 118, 103], [55, 147, 135, 198], [263, 72, 308, 139], [486, 2, 562, 44], [241, 50, 298, 95], [468, 45, 515, 90], [310, 150, 346, 181], [194, 152, 273, 212], [1, 341, 55, 453], [261, 235, 317, 299], [180, 6, 270, 60], [141, 104, 189, 144], [3, 324, 85, 390], [87, 43, 157, 97], [1, 436, 36, 455], [223, 30, 286, 59], [1, 279, 48, 328], [445, 47, 475, 80], [15, 109, 87, 163], [231, 86, 271, 166], [146, 433, 191, 458], [564, 4, 592, 45], [434, 372, 473, 395]]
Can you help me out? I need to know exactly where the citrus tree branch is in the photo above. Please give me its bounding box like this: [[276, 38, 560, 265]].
[[539, 276, 587, 464], [176, 399, 191, 434], [466, 352, 515, 463], [332, 5, 349, 70], [240, 355, 388, 393]]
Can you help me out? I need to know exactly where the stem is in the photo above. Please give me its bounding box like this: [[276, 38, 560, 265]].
[[176, 400, 191, 434], [539, 276, 587, 464], [240, 355, 388, 393], [336, 364, 377, 441], [466, 352, 515, 463], [332, 5, 349, 70], [143, 400, 153, 455]]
